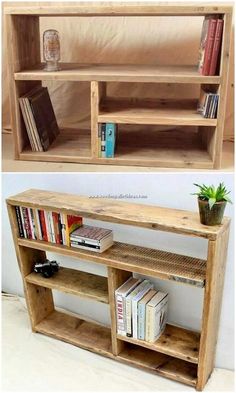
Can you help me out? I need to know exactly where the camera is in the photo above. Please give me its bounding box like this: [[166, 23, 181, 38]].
[[34, 260, 59, 278]]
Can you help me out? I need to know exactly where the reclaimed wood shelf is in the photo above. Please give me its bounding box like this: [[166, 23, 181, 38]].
[[25, 267, 109, 304], [117, 323, 200, 363], [5, 2, 232, 169], [7, 189, 230, 390], [18, 238, 207, 288]]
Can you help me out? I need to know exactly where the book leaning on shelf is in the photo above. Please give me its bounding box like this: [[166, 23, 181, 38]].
[[70, 224, 113, 253], [14, 206, 82, 246], [198, 15, 224, 76], [19, 86, 60, 152], [115, 277, 168, 343], [98, 123, 117, 158], [197, 88, 219, 118]]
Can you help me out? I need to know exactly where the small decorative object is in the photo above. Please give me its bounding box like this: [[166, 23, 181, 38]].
[[192, 182, 232, 226], [43, 29, 60, 71], [34, 259, 59, 278]]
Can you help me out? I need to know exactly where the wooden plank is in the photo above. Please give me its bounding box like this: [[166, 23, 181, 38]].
[[6, 204, 54, 330], [99, 99, 217, 126], [18, 239, 207, 287], [107, 268, 132, 355], [14, 63, 221, 84], [6, 14, 41, 157], [214, 12, 233, 168], [7, 189, 230, 239], [117, 323, 200, 363], [91, 81, 106, 157], [118, 344, 197, 387], [25, 267, 109, 304], [35, 310, 113, 358], [4, 3, 232, 16], [197, 227, 230, 390]]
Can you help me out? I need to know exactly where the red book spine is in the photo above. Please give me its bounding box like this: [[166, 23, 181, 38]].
[[52, 212, 61, 244], [209, 19, 224, 76], [40, 210, 48, 242], [202, 19, 217, 76]]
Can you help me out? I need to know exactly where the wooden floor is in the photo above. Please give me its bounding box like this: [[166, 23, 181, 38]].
[[2, 132, 234, 172]]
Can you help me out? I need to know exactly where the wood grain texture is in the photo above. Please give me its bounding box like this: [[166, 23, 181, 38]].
[[214, 12, 233, 169], [117, 323, 200, 363], [14, 63, 221, 84], [35, 310, 113, 357], [7, 189, 230, 239], [91, 81, 106, 157], [99, 99, 217, 126], [25, 267, 109, 304], [197, 226, 230, 390], [6, 14, 41, 157], [118, 343, 198, 387], [4, 2, 232, 16], [107, 267, 132, 354], [18, 239, 207, 287]]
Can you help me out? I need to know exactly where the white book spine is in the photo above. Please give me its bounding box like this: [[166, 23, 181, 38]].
[[30, 208, 37, 239], [27, 208, 34, 240], [145, 305, 152, 342], [125, 297, 132, 337], [44, 211, 51, 242], [49, 212, 56, 243], [132, 283, 154, 339], [60, 213, 66, 245], [116, 294, 125, 335]]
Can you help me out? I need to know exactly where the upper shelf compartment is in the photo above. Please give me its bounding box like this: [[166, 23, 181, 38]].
[[14, 64, 221, 84], [6, 189, 230, 239]]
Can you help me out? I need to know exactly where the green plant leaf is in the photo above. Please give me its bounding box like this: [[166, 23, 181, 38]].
[[208, 197, 216, 210]]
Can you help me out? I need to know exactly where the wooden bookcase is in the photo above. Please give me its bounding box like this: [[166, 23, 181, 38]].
[[7, 189, 230, 390], [5, 2, 232, 169]]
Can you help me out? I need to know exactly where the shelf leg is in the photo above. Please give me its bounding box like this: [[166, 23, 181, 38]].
[[107, 267, 132, 355]]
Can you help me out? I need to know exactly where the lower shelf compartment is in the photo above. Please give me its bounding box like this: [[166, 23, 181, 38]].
[[35, 310, 113, 357], [117, 323, 200, 364], [118, 343, 198, 387]]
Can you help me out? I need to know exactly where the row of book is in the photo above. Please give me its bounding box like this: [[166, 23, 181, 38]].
[[15, 206, 114, 253], [98, 123, 117, 158], [115, 277, 168, 343], [198, 15, 224, 76], [198, 90, 219, 118], [15, 206, 82, 246], [19, 87, 59, 152]]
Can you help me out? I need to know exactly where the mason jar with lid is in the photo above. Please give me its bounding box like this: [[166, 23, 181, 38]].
[[43, 29, 60, 71]]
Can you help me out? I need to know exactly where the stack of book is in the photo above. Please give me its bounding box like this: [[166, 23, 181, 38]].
[[197, 89, 219, 118], [98, 123, 117, 158], [19, 86, 60, 152], [70, 225, 113, 253], [198, 15, 224, 76], [115, 277, 168, 343], [14, 206, 82, 247]]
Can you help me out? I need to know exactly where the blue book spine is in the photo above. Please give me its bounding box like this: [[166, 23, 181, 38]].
[[138, 302, 145, 340], [105, 123, 116, 158], [101, 123, 106, 158]]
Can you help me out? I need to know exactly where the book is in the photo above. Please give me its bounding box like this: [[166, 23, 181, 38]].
[[52, 212, 61, 244], [35, 209, 42, 240], [146, 291, 168, 343], [60, 213, 67, 245], [22, 207, 31, 239], [19, 207, 27, 238], [19, 87, 59, 152], [101, 123, 106, 158], [39, 210, 48, 242], [132, 281, 154, 339], [209, 19, 224, 75], [98, 124, 102, 158], [70, 224, 113, 253], [105, 123, 116, 158], [28, 208, 37, 240], [198, 16, 218, 76], [138, 289, 157, 340], [115, 277, 141, 336], [65, 215, 83, 246], [197, 89, 219, 118], [125, 279, 150, 337], [15, 206, 24, 238]]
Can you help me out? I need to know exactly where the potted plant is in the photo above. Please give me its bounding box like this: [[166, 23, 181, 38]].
[[193, 182, 232, 226]]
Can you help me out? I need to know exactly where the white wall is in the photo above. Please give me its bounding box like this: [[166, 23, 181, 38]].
[[2, 173, 234, 370]]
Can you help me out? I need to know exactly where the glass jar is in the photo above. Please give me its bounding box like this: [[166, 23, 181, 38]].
[[43, 29, 60, 71]]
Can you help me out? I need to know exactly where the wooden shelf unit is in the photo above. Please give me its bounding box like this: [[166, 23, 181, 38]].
[[5, 3, 232, 169], [7, 189, 230, 390]]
